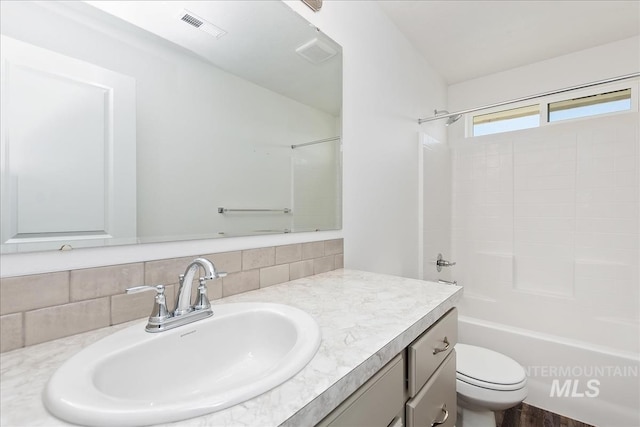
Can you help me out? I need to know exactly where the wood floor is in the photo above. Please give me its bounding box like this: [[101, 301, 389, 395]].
[[495, 403, 596, 427]]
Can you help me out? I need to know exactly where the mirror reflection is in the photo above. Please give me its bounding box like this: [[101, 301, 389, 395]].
[[0, 1, 342, 254]]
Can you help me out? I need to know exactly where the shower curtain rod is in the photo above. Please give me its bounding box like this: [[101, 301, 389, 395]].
[[418, 72, 640, 124], [291, 136, 341, 149]]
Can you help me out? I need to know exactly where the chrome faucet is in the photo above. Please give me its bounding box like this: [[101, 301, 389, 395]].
[[175, 257, 224, 315], [125, 257, 226, 333]]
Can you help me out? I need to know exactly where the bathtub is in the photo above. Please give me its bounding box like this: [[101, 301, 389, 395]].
[[458, 315, 640, 427]]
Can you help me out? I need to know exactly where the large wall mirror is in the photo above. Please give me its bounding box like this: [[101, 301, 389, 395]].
[[0, 1, 342, 254]]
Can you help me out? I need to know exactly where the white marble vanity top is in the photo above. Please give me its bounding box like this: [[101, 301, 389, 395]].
[[0, 269, 462, 427]]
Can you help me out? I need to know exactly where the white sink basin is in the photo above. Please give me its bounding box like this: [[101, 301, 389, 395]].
[[43, 302, 321, 426]]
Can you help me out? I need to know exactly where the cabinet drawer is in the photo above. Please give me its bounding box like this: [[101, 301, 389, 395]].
[[407, 308, 457, 397], [319, 354, 405, 427], [406, 351, 456, 427]]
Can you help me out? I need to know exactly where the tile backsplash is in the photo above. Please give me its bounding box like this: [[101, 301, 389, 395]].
[[0, 239, 343, 353]]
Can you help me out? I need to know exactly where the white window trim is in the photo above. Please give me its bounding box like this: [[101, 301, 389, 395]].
[[465, 79, 639, 137]]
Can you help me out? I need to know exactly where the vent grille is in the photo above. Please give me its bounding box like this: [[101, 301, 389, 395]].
[[181, 14, 203, 28], [296, 38, 337, 64], [178, 9, 226, 39]]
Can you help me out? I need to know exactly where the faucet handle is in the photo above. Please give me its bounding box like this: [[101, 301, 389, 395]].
[[199, 271, 227, 280], [126, 285, 164, 294], [125, 285, 171, 323], [194, 278, 211, 311]]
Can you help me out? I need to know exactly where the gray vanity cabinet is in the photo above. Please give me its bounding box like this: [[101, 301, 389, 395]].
[[316, 308, 458, 427], [316, 354, 405, 427], [406, 308, 457, 427], [406, 352, 456, 427]]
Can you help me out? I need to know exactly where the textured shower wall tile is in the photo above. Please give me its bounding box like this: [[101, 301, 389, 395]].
[[24, 298, 110, 346], [290, 260, 314, 280], [324, 239, 344, 256], [0, 272, 69, 315], [275, 244, 302, 265], [70, 263, 144, 301], [260, 265, 290, 288], [201, 251, 242, 274], [242, 247, 275, 270], [0, 313, 23, 353], [302, 242, 324, 260], [111, 284, 176, 325], [145, 256, 194, 285], [314, 256, 335, 275], [222, 270, 260, 297]]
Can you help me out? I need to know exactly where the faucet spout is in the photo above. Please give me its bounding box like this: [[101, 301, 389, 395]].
[[175, 258, 220, 316]]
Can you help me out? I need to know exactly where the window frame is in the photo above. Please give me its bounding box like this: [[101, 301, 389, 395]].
[[465, 80, 639, 138]]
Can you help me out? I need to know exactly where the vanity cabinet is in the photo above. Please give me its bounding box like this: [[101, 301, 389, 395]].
[[316, 354, 405, 427], [406, 352, 456, 427], [406, 307, 457, 427], [317, 308, 457, 427]]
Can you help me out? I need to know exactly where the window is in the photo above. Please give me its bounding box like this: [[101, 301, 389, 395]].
[[548, 88, 631, 122], [472, 105, 539, 136], [468, 84, 636, 137]]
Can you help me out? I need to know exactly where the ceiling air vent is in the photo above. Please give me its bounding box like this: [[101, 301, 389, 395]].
[[181, 13, 203, 28], [296, 38, 337, 64], [178, 10, 226, 39]]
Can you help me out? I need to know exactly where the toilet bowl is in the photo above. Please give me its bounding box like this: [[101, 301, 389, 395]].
[[455, 343, 527, 427]]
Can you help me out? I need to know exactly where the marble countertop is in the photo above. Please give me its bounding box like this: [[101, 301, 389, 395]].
[[0, 269, 462, 427]]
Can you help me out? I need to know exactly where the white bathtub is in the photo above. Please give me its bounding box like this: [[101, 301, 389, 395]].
[[458, 315, 640, 427]]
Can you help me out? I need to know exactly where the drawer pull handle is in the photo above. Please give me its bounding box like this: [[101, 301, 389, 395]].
[[433, 336, 450, 355], [431, 404, 449, 426]]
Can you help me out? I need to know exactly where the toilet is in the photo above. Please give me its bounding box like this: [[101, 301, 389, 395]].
[[455, 343, 528, 427]]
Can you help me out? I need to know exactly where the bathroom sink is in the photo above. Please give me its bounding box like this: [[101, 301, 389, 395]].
[[43, 302, 321, 426]]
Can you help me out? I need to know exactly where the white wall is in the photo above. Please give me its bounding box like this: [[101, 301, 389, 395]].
[[448, 37, 639, 426], [1, 1, 447, 277], [449, 37, 640, 111]]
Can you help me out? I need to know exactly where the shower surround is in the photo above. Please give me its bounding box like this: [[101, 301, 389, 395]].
[[450, 110, 638, 426]]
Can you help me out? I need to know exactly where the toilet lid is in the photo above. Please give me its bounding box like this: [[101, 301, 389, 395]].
[[456, 343, 526, 391]]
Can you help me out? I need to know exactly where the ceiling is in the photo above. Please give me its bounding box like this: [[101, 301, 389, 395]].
[[378, 1, 640, 84]]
